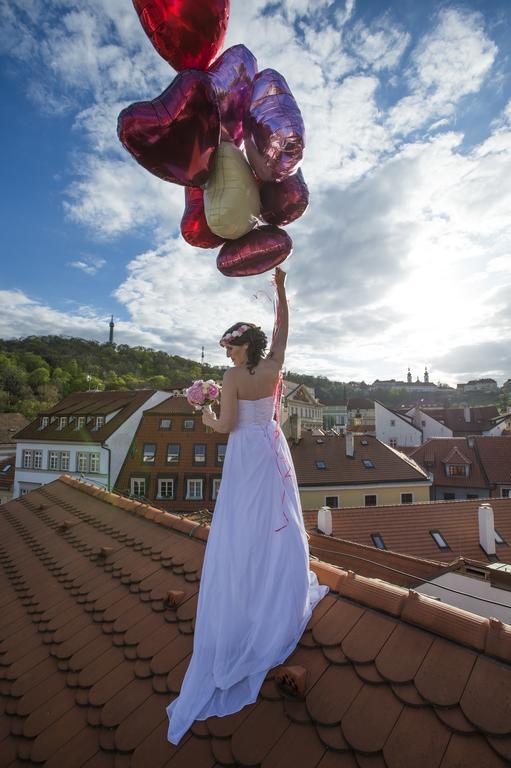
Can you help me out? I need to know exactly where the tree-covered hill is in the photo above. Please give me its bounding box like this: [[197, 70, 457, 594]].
[[0, 336, 227, 419]]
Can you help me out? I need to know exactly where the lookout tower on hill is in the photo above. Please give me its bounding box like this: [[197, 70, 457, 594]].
[[108, 315, 115, 345]]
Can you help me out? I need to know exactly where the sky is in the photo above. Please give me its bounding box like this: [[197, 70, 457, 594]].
[[0, 0, 510, 386]]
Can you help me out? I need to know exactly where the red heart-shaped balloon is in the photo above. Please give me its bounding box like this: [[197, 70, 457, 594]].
[[181, 187, 225, 248], [117, 70, 220, 187], [217, 226, 292, 277], [133, 0, 230, 71], [260, 169, 309, 226], [208, 44, 257, 146]]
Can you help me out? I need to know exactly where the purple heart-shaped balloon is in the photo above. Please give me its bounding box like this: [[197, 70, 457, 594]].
[[244, 68, 305, 182], [208, 44, 257, 146], [117, 70, 220, 187], [260, 169, 309, 226], [217, 225, 292, 277]]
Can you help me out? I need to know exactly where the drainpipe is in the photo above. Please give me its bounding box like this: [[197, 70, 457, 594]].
[[102, 442, 112, 491]]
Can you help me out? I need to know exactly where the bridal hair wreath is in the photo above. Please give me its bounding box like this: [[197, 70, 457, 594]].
[[219, 322, 268, 374]]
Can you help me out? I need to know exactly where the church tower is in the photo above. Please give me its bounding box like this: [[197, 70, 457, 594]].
[[109, 315, 114, 345], [424, 366, 429, 383], [407, 367, 412, 384]]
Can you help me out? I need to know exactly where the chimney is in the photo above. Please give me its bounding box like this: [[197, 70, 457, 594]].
[[346, 431, 354, 457], [463, 405, 471, 423], [289, 413, 301, 442], [317, 506, 332, 535], [478, 503, 496, 556]]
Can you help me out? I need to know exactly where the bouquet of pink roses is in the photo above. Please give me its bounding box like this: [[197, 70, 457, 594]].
[[186, 379, 221, 412]]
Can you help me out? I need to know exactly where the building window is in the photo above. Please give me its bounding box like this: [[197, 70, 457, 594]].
[[130, 477, 146, 497], [57, 417, 67, 431], [60, 452, 70, 471], [502, 489, 510, 498], [365, 495, 377, 507], [22, 449, 33, 469], [76, 416, 86, 430], [401, 493, 413, 504], [41, 416, 49, 429], [216, 444, 227, 464], [142, 443, 156, 463], [33, 450, 43, 469], [212, 478, 222, 500], [89, 453, 100, 473], [315, 460, 326, 469], [94, 416, 105, 430], [467, 494, 479, 500], [157, 478, 175, 499], [389, 438, 398, 449], [159, 418, 172, 430], [495, 530, 505, 545], [77, 452, 88, 472], [371, 533, 386, 550], [430, 530, 449, 550], [166, 443, 180, 463], [325, 496, 339, 508], [443, 492, 456, 500], [186, 478, 203, 500], [447, 464, 468, 477], [194, 444, 207, 464], [183, 419, 195, 431], [362, 459, 375, 469], [421, 420, 426, 427], [390, 419, 396, 427], [49, 451, 60, 471]]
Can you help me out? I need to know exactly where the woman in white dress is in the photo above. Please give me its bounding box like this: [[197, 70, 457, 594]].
[[166, 267, 330, 745]]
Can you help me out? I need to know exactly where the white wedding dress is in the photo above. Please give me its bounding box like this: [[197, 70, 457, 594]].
[[166, 395, 330, 744]]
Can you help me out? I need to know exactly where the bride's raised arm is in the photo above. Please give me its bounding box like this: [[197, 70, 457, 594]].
[[267, 267, 288, 369]]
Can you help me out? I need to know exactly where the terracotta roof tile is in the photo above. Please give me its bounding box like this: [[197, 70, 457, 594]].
[[0, 412, 29, 444], [1, 476, 511, 767], [475, 436, 511, 484]]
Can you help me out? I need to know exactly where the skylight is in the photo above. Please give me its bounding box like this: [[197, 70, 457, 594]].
[[362, 459, 375, 468], [2, 465, 12, 473], [315, 460, 326, 469], [371, 533, 386, 550], [495, 530, 505, 545], [430, 530, 449, 549]]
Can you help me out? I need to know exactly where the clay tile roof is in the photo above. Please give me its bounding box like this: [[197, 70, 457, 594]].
[[0, 412, 29, 444], [291, 433, 428, 486], [14, 390, 157, 443], [423, 405, 500, 434], [475, 436, 511, 484], [347, 398, 374, 410], [410, 438, 488, 489], [2, 477, 511, 766], [144, 395, 197, 415], [302, 497, 511, 564]]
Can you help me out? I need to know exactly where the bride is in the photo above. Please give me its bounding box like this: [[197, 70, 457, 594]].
[[166, 266, 330, 745]]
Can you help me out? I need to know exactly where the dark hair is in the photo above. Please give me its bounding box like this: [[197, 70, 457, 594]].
[[220, 322, 268, 374]]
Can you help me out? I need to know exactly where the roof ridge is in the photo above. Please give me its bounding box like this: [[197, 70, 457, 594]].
[[59, 476, 511, 666]]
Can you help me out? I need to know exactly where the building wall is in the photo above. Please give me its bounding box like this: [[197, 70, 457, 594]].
[[375, 402, 421, 448], [13, 440, 108, 497], [433, 485, 490, 501], [407, 408, 453, 441], [299, 482, 431, 509], [115, 410, 229, 513], [105, 390, 169, 487], [323, 405, 348, 429]]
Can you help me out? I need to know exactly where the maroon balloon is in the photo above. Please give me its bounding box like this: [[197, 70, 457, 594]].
[[133, 0, 230, 71], [260, 169, 309, 226], [117, 70, 220, 187], [217, 226, 292, 277], [244, 69, 305, 182], [208, 44, 257, 146], [181, 187, 225, 248]]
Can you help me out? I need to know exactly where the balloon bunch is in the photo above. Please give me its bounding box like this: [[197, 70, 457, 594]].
[[117, 0, 309, 277]]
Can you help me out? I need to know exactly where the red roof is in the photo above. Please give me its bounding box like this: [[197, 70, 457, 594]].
[[303, 497, 511, 564], [410, 438, 489, 489], [1, 476, 511, 766], [15, 390, 157, 443], [0, 412, 29, 445], [475, 436, 511, 484], [421, 405, 500, 434], [0, 454, 15, 491]]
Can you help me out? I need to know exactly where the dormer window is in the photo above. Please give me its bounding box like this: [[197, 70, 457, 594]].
[[57, 417, 67, 431], [446, 464, 468, 477], [76, 416, 86, 430], [40, 416, 49, 429], [93, 416, 105, 431]]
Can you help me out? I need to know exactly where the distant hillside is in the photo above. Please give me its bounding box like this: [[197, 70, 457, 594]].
[[0, 335, 506, 419], [0, 335, 226, 419]]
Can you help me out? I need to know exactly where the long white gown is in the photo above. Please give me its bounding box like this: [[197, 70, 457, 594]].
[[166, 395, 330, 744]]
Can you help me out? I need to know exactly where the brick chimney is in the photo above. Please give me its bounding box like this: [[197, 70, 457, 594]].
[[346, 431, 355, 457], [478, 503, 496, 556], [318, 506, 332, 535]]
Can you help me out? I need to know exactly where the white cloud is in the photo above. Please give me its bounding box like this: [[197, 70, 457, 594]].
[[68, 256, 106, 275], [348, 12, 411, 71]]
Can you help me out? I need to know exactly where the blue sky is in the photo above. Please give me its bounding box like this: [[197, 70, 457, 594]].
[[1, 0, 510, 384]]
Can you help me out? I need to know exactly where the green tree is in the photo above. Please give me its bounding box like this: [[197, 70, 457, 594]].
[[28, 367, 51, 387]]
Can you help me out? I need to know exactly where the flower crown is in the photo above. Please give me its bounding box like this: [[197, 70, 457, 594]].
[[219, 324, 251, 346]]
